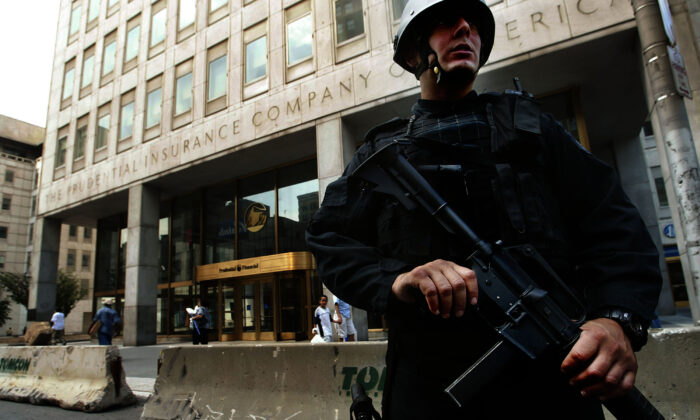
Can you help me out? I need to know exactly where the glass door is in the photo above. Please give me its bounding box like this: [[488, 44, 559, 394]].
[[221, 281, 237, 340], [278, 272, 303, 340], [241, 280, 257, 340], [239, 275, 276, 340]]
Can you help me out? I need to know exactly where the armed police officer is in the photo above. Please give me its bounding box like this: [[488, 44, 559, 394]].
[[306, 0, 662, 418]]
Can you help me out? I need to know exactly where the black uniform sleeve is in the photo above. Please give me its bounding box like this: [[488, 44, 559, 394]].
[[306, 145, 411, 314], [541, 114, 662, 322]]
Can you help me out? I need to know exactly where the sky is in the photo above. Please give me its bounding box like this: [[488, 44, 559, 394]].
[[0, 1, 61, 128]]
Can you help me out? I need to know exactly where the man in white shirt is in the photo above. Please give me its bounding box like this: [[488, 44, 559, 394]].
[[50, 311, 66, 345], [313, 295, 339, 342], [334, 297, 357, 342]]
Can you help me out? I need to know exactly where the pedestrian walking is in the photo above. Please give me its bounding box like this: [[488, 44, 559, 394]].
[[191, 298, 211, 345], [50, 311, 66, 345], [93, 298, 121, 345], [334, 297, 356, 342]]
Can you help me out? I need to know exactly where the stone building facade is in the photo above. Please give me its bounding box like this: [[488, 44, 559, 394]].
[[0, 115, 43, 336], [32, 0, 700, 344]]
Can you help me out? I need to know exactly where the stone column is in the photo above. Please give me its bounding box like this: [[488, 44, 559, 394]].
[[28, 217, 61, 321], [123, 184, 160, 346]]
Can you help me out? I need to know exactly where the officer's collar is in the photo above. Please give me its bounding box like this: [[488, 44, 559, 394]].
[[412, 90, 481, 117]]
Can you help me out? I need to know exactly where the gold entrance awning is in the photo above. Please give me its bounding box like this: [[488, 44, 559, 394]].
[[196, 251, 316, 281]]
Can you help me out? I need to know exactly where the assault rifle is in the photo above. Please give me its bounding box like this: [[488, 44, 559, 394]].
[[352, 140, 664, 420]]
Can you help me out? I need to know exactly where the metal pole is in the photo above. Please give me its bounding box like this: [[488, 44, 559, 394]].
[[632, 0, 700, 324]]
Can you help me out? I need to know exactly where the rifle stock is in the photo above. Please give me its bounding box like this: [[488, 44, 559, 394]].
[[352, 141, 664, 420]]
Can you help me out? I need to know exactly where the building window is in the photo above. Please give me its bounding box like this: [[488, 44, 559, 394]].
[[243, 21, 267, 99], [2, 197, 11, 211], [335, 0, 364, 43], [0, 253, 5, 270], [178, 0, 196, 41], [68, 2, 82, 43], [334, 0, 367, 62], [62, 60, 76, 109], [0, 226, 7, 239], [124, 15, 141, 72], [82, 252, 91, 270], [209, 0, 228, 24], [80, 46, 96, 98], [173, 59, 193, 128], [87, 0, 101, 30], [101, 30, 117, 85], [95, 103, 111, 155], [73, 114, 88, 171], [285, 2, 314, 81], [652, 166, 669, 207], [56, 134, 68, 168], [69, 225, 78, 238], [119, 89, 136, 142], [30, 197, 36, 216], [150, 1, 167, 57], [108, 0, 119, 16], [84, 227, 93, 240], [4, 170, 14, 183], [145, 75, 163, 140], [206, 41, 227, 115], [391, 0, 408, 21], [67, 249, 76, 269]]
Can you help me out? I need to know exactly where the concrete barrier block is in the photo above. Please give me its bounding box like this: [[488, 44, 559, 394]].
[[633, 327, 700, 419], [24, 322, 52, 345], [142, 343, 387, 420], [0, 345, 137, 412]]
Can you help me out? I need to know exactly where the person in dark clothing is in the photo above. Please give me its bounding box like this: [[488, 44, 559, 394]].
[[93, 298, 121, 345], [191, 298, 211, 345], [305, 0, 662, 418]]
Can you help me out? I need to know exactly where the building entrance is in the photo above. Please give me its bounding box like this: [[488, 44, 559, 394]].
[[197, 252, 319, 341]]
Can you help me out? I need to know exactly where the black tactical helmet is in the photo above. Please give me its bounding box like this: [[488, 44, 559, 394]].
[[393, 0, 495, 75]]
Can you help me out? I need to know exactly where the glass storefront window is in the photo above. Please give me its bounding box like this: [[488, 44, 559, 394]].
[[172, 286, 193, 333], [171, 194, 201, 283], [204, 183, 236, 264], [287, 14, 312, 66], [95, 216, 121, 292], [242, 283, 255, 332], [159, 214, 169, 284], [245, 36, 267, 84], [260, 281, 273, 332], [335, 0, 364, 44], [222, 283, 235, 333], [278, 160, 318, 253], [119, 226, 127, 289], [238, 172, 275, 259], [157, 290, 169, 333]]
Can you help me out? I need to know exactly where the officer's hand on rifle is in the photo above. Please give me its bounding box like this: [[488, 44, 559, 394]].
[[392, 259, 478, 318], [560, 318, 637, 400]]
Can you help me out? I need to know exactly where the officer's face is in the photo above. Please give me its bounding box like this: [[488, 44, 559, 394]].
[[428, 13, 482, 76]]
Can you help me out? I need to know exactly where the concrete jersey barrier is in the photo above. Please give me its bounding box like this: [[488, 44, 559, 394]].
[[142, 342, 387, 420], [0, 345, 136, 412], [144, 328, 700, 420]]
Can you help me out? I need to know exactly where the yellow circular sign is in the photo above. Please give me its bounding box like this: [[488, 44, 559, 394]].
[[244, 202, 268, 233]]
